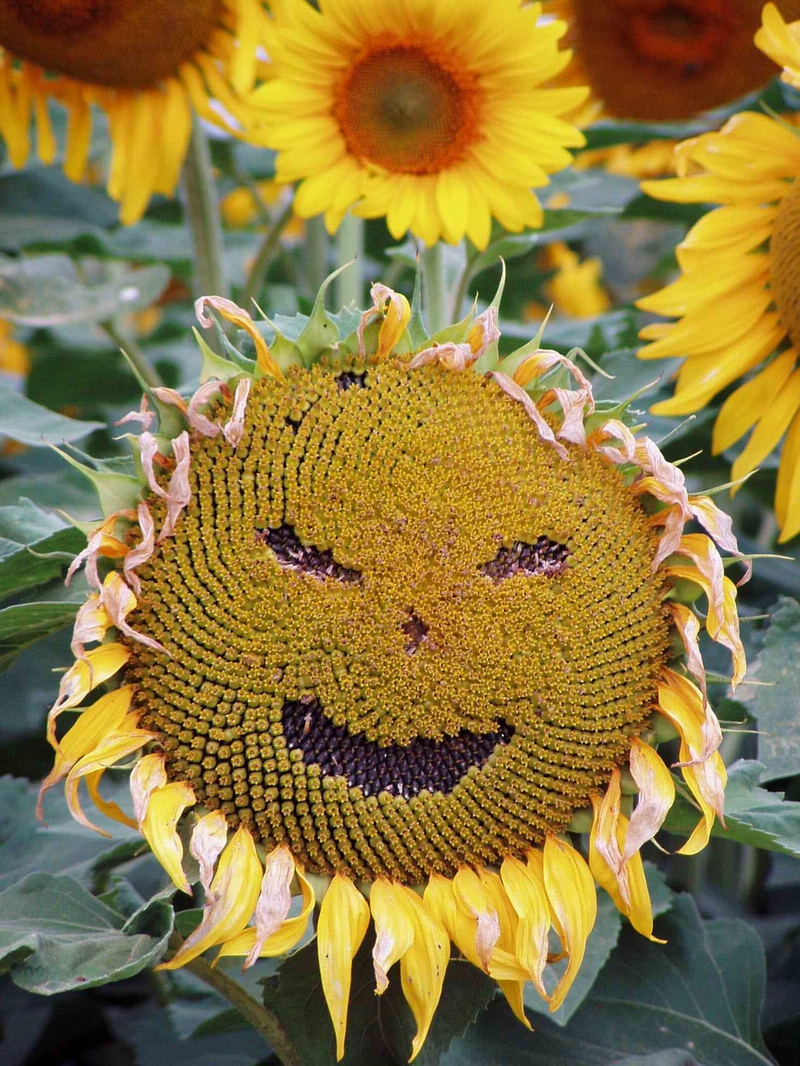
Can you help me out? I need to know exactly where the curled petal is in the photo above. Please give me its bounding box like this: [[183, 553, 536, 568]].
[[658, 668, 722, 764], [512, 348, 593, 397], [123, 502, 156, 596], [589, 801, 660, 941], [153, 383, 223, 438], [85, 768, 137, 830], [223, 377, 251, 448], [500, 855, 551, 1002], [130, 751, 168, 825], [195, 295, 284, 382], [624, 737, 676, 864], [190, 809, 229, 893], [139, 431, 170, 500], [467, 307, 500, 359], [140, 780, 196, 893], [489, 372, 569, 459], [160, 431, 192, 541], [370, 879, 416, 994], [409, 341, 476, 371], [678, 751, 727, 854], [591, 769, 628, 905], [99, 571, 167, 655], [317, 873, 370, 1061], [359, 283, 410, 357], [551, 387, 591, 447], [115, 395, 154, 431], [71, 594, 111, 659], [671, 603, 706, 694], [66, 513, 129, 589], [65, 718, 154, 835], [46, 644, 131, 749], [217, 866, 316, 961], [159, 825, 262, 969], [398, 888, 449, 1060], [543, 835, 597, 1012], [244, 845, 295, 970], [453, 867, 501, 972]]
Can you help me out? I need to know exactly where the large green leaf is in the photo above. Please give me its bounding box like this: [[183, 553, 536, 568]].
[[739, 597, 800, 782], [0, 500, 84, 601], [664, 760, 800, 859], [0, 384, 104, 446], [0, 602, 79, 671], [0, 776, 141, 893], [0, 254, 170, 327], [263, 935, 496, 1066], [445, 894, 773, 1066], [0, 872, 172, 994]]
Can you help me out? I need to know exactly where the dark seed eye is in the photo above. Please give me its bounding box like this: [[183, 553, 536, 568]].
[[479, 536, 569, 583], [257, 523, 362, 583]]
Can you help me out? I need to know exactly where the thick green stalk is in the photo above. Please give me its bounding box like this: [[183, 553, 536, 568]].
[[421, 242, 448, 334], [303, 214, 329, 297], [335, 212, 364, 307], [241, 198, 296, 311], [182, 116, 229, 301]]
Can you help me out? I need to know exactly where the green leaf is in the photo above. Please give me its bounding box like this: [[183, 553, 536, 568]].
[[0, 385, 104, 446], [664, 760, 800, 859], [739, 597, 800, 782], [0, 872, 172, 994], [0, 254, 170, 327], [445, 894, 773, 1066], [263, 934, 496, 1066], [0, 504, 85, 601], [0, 602, 79, 670], [0, 776, 141, 893]]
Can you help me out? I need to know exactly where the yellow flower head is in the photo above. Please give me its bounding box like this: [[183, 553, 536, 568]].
[[250, 0, 588, 249], [756, 1, 800, 87], [39, 282, 746, 1061], [635, 14, 800, 543], [0, 0, 269, 224], [544, 0, 800, 122]]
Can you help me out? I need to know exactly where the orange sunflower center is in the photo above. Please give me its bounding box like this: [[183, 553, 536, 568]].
[[771, 179, 800, 350], [571, 0, 793, 121], [333, 42, 482, 175], [0, 0, 220, 89]]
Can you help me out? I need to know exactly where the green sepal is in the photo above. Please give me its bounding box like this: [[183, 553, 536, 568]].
[[426, 301, 475, 347], [406, 258, 429, 349], [116, 347, 185, 440], [193, 327, 243, 385], [472, 260, 506, 374], [295, 262, 353, 366], [48, 445, 141, 517], [249, 306, 305, 374]]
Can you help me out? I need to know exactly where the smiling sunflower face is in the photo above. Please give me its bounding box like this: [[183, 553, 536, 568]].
[[38, 287, 747, 1062], [124, 359, 670, 882]]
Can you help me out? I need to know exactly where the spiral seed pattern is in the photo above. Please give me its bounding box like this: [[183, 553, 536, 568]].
[[125, 358, 670, 881]]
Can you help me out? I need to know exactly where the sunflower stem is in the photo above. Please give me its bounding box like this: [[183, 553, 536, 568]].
[[167, 931, 301, 1066], [421, 242, 448, 334], [242, 197, 296, 312], [335, 212, 364, 308], [103, 321, 164, 390], [304, 214, 330, 298], [182, 116, 229, 302]]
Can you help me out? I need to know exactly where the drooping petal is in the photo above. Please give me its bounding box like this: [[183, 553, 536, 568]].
[[542, 835, 597, 1012], [500, 855, 551, 1002], [398, 888, 449, 1061], [624, 738, 676, 864], [160, 431, 192, 541], [658, 668, 722, 764], [46, 644, 131, 749], [317, 873, 370, 1061], [244, 845, 295, 970], [489, 372, 569, 459], [467, 306, 500, 359], [70, 595, 111, 659], [140, 780, 196, 894], [84, 768, 137, 829], [590, 770, 628, 905], [216, 865, 316, 960], [195, 295, 285, 382], [408, 341, 476, 371], [670, 604, 706, 693], [190, 809, 229, 892], [358, 283, 411, 357], [159, 825, 263, 970], [98, 571, 168, 655], [677, 751, 727, 855], [589, 801, 660, 942], [124, 503, 156, 596], [223, 377, 252, 449], [453, 867, 501, 972], [512, 347, 593, 397], [370, 878, 416, 994], [130, 751, 167, 825], [667, 564, 746, 689]]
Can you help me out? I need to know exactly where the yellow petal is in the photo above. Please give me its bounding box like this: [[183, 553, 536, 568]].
[[677, 750, 727, 855], [370, 879, 416, 994], [47, 644, 132, 748], [713, 351, 796, 454], [777, 410, 800, 541], [624, 738, 675, 863], [590, 770, 628, 906], [318, 873, 370, 1061], [190, 810, 229, 892], [217, 864, 316, 960], [85, 769, 137, 829], [453, 867, 501, 972], [500, 855, 551, 1002], [397, 888, 449, 1060], [543, 836, 597, 1012], [141, 781, 196, 893], [245, 846, 295, 970], [589, 801, 660, 942], [195, 296, 285, 383], [159, 826, 262, 969]]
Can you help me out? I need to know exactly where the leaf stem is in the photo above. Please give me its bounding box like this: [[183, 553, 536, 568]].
[[182, 116, 229, 301], [166, 931, 301, 1066], [303, 214, 330, 298], [421, 242, 448, 334], [241, 198, 296, 312], [335, 212, 364, 308], [103, 321, 164, 390]]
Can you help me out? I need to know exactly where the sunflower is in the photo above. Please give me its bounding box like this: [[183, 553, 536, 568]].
[[0, 0, 267, 225], [37, 282, 745, 1061], [545, 0, 800, 123], [756, 2, 800, 87], [525, 241, 612, 321], [249, 0, 588, 249]]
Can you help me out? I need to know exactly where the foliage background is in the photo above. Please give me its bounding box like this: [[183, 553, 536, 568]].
[[2, 84, 800, 1066]]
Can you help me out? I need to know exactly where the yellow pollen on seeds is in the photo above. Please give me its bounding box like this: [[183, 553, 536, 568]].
[[771, 178, 800, 352], [124, 360, 670, 883], [0, 0, 220, 88]]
